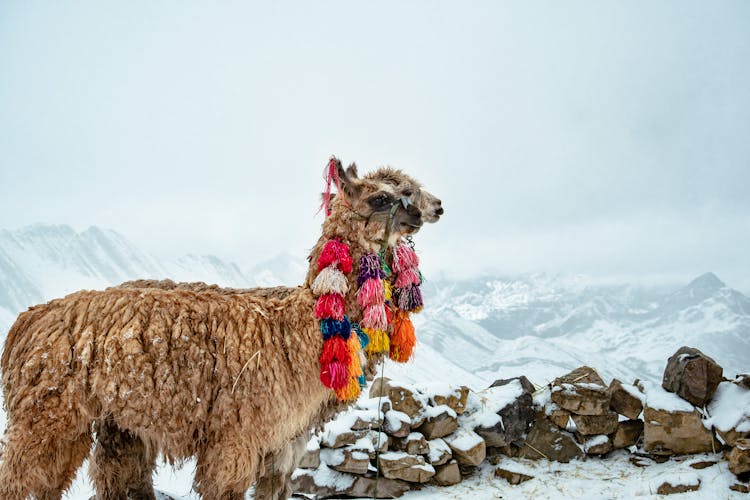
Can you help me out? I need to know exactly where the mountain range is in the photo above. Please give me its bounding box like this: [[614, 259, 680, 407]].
[[1, 224, 747, 389]]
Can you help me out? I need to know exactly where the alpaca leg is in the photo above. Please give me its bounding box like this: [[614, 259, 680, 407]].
[[90, 419, 157, 500], [0, 425, 92, 500], [194, 439, 256, 500], [254, 435, 308, 500]]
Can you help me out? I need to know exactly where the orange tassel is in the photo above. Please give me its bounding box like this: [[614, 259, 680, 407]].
[[389, 311, 416, 362]]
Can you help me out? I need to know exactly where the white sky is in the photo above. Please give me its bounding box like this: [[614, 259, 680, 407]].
[[1, 1, 748, 290]]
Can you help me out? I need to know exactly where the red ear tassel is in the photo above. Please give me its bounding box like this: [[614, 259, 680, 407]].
[[321, 156, 349, 216]]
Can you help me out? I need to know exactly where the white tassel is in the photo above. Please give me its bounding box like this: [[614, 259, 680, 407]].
[[312, 267, 349, 296]]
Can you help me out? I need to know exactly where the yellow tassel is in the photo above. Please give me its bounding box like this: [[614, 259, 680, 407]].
[[335, 375, 361, 401], [363, 328, 390, 354], [384, 281, 393, 302]]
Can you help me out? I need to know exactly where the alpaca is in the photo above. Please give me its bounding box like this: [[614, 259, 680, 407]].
[[110, 166, 443, 499], [0, 159, 442, 500]]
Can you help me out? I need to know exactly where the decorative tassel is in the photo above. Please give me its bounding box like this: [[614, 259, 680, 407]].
[[394, 268, 421, 288], [353, 323, 369, 349], [314, 293, 346, 321], [364, 327, 390, 354], [318, 239, 353, 273], [319, 336, 352, 366], [394, 284, 423, 313], [384, 281, 392, 302], [356, 278, 385, 308], [320, 317, 351, 340], [357, 253, 385, 286], [362, 304, 387, 331], [389, 312, 416, 362], [320, 360, 349, 389], [393, 243, 419, 272], [335, 375, 362, 400], [312, 267, 349, 296]]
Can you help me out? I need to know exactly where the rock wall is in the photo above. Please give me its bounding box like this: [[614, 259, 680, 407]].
[[292, 346, 750, 498]]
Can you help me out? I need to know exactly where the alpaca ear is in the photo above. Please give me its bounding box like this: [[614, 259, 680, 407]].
[[337, 162, 361, 201], [346, 163, 359, 180]]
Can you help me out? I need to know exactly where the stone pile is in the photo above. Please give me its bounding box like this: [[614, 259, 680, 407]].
[[292, 346, 750, 497]]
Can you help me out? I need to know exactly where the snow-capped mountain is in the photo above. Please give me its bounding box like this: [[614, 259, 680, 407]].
[[406, 272, 750, 386], [0, 224, 305, 335], [1, 224, 747, 389]]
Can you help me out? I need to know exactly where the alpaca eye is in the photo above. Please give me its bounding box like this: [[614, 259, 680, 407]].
[[369, 194, 391, 209], [403, 190, 414, 198]]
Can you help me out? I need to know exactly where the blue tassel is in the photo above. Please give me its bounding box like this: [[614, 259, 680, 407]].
[[320, 316, 351, 340], [352, 322, 369, 348], [357, 374, 366, 388]]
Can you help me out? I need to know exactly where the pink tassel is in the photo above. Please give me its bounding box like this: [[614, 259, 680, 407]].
[[394, 268, 420, 288], [361, 304, 388, 331], [393, 244, 419, 272], [356, 278, 385, 308], [314, 294, 345, 321], [320, 360, 349, 389]]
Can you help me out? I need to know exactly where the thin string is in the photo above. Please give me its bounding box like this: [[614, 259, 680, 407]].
[[373, 356, 386, 500]]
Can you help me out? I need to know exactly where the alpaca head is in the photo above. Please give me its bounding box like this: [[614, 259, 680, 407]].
[[326, 160, 433, 250], [363, 166, 443, 225]]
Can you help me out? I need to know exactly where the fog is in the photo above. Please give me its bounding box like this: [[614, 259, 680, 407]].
[[1, 1, 748, 290]]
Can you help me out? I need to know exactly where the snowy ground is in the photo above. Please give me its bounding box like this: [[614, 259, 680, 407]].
[[60, 451, 745, 499]]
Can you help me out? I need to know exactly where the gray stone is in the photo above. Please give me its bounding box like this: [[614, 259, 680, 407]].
[[662, 346, 723, 407], [378, 452, 435, 483], [612, 419, 643, 449], [490, 376, 536, 395], [475, 391, 535, 447], [432, 460, 462, 486], [643, 407, 718, 455], [495, 467, 534, 485], [609, 379, 644, 420], [571, 412, 618, 435], [520, 417, 585, 463], [418, 407, 458, 439]]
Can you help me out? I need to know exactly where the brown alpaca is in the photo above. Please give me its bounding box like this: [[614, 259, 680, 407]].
[[0, 160, 442, 500]]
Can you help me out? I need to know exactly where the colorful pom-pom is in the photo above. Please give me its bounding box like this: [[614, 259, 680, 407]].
[[394, 268, 421, 288], [319, 336, 351, 366], [334, 375, 361, 400], [361, 304, 388, 331], [357, 253, 386, 286], [320, 317, 351, 340], [356, 277, 385, 308], [393, 243, 419, 272], [394, 284, 423, 313], [364, 328, 390, 354], [320, 360, 349, 389], [312, 267, 349, 296], [353, 323, 369, 349], [384, 281, 392, 302], [318, 239, 353, 273], [314, 293, 346, 321], [389, 312, 416, 362]]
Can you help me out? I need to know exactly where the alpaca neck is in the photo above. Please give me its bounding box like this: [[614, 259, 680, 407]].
[[304, 203, 388, 324]]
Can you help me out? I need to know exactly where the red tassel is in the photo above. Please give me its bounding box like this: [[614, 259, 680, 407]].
[[317, 239, 353, 274], [319, 336, 352, 366], [389, 312, 416, 363], [314, 293, 346, 321], [320, 157, 350, 216], [320, 360, 349, 389]]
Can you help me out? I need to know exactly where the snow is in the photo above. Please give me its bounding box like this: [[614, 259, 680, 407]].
[[444, 428, 483, 452], [582, 435, 609, 453], [291, 462, 355, 490], [704, 381, 750, 432], [427, 438, 451, 463], [396, 453, 743, 499], [640, 380, 696, 412], [461, 379, 523, 429]]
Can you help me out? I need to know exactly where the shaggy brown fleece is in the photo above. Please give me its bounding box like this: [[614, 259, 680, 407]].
[[0, 161, 439, 499]]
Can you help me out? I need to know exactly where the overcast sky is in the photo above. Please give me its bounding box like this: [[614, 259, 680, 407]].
[[1, 1, 748, 290]]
